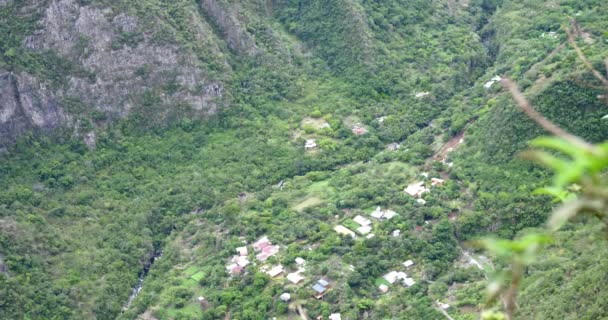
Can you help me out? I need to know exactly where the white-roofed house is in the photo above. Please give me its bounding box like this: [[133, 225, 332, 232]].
[[353, 215, 371, 226], [357, 225, 372, 235], [370, 206, 384, 219], [236, 246, 248, 256], [334, 225, 356, 238], [295, 257, 306, 266], [405, 181, 428, 197], [329, 313, 342, 320], [266, 265, 284, 278], [403, 277, 416, 287], [305, 139, 317, 149], [403, 260, 414, 268], [286, 272, 305, 284], [280, 293, 291, 302]]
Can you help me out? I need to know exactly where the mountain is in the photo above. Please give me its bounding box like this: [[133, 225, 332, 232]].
[[0, 0, 607, 319]]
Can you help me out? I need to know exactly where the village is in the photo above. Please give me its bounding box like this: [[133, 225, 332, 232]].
[[170, 112, 476, 319]]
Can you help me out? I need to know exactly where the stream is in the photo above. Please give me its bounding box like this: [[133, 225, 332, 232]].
[[123, 250, 163, 311]]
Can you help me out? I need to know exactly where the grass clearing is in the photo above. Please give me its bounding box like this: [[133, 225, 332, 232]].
[[292, 196, 323, 212]]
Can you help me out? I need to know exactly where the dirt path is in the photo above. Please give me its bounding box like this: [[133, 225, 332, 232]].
[[433, 126, 468, 163]]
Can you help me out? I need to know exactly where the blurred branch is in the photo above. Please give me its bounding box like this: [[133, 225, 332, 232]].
[[500, 78, 597, 153], [565, 26, 608, 87]]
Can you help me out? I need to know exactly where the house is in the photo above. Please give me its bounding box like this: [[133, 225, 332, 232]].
[[266, 265, 284, 277], [484, 75, 502, 89], [392, 230, 401, 237], [305, 139, 317, 149], [352, 124, 368, 135], [382, 209, 397, 220], [236, 246, 248, 256], [295, 257, 306, 266], [379, 284, 389, 293], [370, 206, 384, 219], [287, 272, 305, 284], [226, 264, 244, 276], [415, 91, 430, 98], [431, 178, 445, 186], [405, 181, 428, 197], [253, 236, 279, 261], [334, 225, 356, 238], [356, 225, 372, 235], [329, 313, 342, 320], [383, 271, 407, 284], [253, 236, 271, 251], [232, 255, 250, 267], [437, 301, 450, 309], [280, 293, 291, 302], [403, 260, 414, 268], [403, 277, 416, 287], [370, 207, 398, 220], [312, 279, 331, 299], [387, 143, 400, 151], [353, 215, 371, 227]]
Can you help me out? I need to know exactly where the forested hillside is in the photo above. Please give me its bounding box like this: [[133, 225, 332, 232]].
[[0, 0, 607, 319]]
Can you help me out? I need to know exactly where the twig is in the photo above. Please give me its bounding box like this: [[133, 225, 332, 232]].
[[501, 78, 597, 153], [505, 262, 523, 320], [565, 26, 608, 87]]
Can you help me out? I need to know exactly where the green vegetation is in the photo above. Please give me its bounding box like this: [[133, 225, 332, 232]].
[[1, 0, 608, 319]]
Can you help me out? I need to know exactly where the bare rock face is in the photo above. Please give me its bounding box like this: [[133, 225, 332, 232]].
[[0, 71, 70, 144], [1, 0, 229, 147], [200, 0, 259, 55]]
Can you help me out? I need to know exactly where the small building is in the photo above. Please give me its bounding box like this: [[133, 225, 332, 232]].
[[431, 178, 445, 186], [356, 225, 372, 235], [353, 215, 371, 227], [227, 264, 244, 276], [392, 230, 401, 237], [280, 293, 291, 302], [379, 284, 389, 293], [233, 255, 250, 267], [329, 313, 342, 320], [403, 277, 416, 287], [403, 260, 414, 268], [416, 198, 427, 205], [305, 139, 317, 149], [266, 265, 284, 277], [253, 236, 271, 251], [236, 246, 248, 256], [437, 301, 450, 310], [405, 181, 428, 197], [484, 75, 502, 89], [415, 91, 430, 98], [382, 209, 397, 220], [295, 257, 306, 266], [387, 143, 400, 151], [287, 272, 305, 284], [383, 271, 407, 284], [352, 124, 368, 135], [312, 279, 331, 299], [370, 206, 384, 219], [334, 225, 356, 238], [370, 207, 398, 220]]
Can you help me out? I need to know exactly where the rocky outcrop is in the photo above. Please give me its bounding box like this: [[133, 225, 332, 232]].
[[199, 0, 259, 55], [0, 71, 69, 146], [0, 0, 230, 148]]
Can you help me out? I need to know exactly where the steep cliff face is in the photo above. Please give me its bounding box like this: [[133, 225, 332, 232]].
[[0, 0, 231, 148]]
